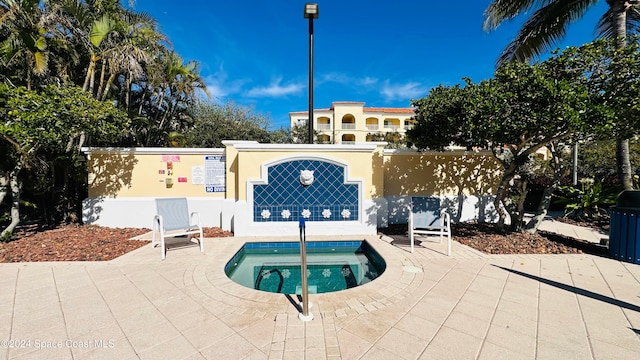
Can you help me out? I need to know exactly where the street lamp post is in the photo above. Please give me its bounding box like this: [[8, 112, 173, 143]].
[[304, 3, 318, 145]]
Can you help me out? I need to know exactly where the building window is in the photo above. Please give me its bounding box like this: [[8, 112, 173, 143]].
[[318, 134, 331, 144], [384, 119, 400, 130], [341, 114, 356, 130], [366, 117, 379, 130], [317, 116, 331, 130], [404, 120, 413, 130], [342, 134, 355, 144]]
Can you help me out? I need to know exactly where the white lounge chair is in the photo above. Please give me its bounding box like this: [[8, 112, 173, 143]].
[[409, 196, 451, 255], [152, 198, 204, 260]]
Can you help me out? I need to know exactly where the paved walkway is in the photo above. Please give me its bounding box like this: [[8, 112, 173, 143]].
[[0, 220, 638, 360]]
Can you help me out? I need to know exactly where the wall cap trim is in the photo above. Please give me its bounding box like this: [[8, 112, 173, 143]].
[[81, 147, 224, 155], [231, 143, 381, 152]]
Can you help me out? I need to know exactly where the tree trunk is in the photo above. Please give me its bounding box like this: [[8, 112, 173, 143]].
[[511, 177, 528, 232], [96, 59, 107, 100], [82, 59, 95, 95], [525, 141, 565, 233], [493, 165, 517, 232], [99, 73, 117, 101], [1, 161, 23, 239], [617, 137, 633, 190], [137, 85, 147, 116], [612, 1, 634, 190], [525, 183, 557, 233], [0, 170, 8, 208]]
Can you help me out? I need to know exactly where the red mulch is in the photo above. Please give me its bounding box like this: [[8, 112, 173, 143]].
[[379, 222, 608, 256], [0, 224, 233, 263], [1, 219, 608, 263]]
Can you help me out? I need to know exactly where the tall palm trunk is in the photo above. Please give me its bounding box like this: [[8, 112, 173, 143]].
[[96, 59, 107, 100], [613, 0, 634, 190], [99, 73, 117, 101], [82, 55, 98, 93]]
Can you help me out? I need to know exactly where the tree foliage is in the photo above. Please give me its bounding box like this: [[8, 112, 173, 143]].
[[289, 122, 321, 144], [0, 1, 286, 229], [365, 131, 409, 149], [483, 0, 640, 191], [185, 101, 277, 148], [0, 0, 207, 147], [0, 84, 129, 237], [578, 138, 640, 180], [408, 44, 605, 233], [483, 0, 640, 66]]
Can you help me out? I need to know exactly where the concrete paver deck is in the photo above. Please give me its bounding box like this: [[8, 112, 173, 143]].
[[0, 221, 638, 360]]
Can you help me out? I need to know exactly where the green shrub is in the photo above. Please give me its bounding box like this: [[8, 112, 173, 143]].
[[554, 178, 617, 219]]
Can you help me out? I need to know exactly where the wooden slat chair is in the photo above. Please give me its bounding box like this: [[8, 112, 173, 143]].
[[152, 198, 204, 260], [408, 196, 452, 255]]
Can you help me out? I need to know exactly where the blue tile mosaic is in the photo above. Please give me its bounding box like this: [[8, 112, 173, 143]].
[[253, 160, 359, 222]]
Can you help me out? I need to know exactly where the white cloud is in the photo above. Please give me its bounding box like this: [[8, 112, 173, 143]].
[[246, 77, 304, 97], [360, 77, 378, 86], [319, 72, 378, 87], [206, 83, 228, 99], [202, 65, 246, 101], [319, 72, 349, 84], [381, 80, 427, 101]]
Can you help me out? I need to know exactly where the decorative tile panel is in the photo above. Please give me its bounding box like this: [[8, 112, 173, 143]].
[[253, 159, 359, 222]]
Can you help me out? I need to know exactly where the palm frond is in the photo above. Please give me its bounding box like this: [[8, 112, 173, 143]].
[[483, 0, 542, 31], [626, 6, 640, 35], [89, 14, 115, 48], [596, 8, 616, 38], [60, 0, 92, 29], [32, 50, 48, 75], [497, 0, 597, 66], [596, 4, 640, 39]]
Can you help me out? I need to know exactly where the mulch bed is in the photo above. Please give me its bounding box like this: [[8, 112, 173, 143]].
[[0, 224, 233, 263], [1, 219, 608, 263], [555, 216, 610, 233], [379, 222, 608, 256]]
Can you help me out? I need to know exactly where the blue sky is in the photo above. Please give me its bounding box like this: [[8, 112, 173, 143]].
[[133, 0, 609, 129]]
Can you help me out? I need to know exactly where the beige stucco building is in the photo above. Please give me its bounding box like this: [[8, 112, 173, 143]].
[[82, 142, 501, 237], [289, 102, 415, 144]]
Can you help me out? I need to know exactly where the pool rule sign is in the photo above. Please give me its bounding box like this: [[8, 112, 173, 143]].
[[204, 155, 225, 193]]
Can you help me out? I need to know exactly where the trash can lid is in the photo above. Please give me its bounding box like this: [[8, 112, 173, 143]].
[[616, 190, 640, 209]]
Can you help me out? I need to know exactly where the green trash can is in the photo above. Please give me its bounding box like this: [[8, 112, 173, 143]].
[[609, 190, 640, 264]]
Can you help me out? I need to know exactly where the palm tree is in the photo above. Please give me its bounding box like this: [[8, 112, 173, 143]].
[[483, 0, 640, 190], [0, 0, 67, 88], [102, 10, 165, 108], [144, 50, 208, 146]]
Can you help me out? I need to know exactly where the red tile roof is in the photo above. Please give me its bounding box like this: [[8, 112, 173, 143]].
[[290, 107, 414, 115], [364, 107, 415, 114]]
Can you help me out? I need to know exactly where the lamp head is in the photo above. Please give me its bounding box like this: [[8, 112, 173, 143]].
[[304, 3, 319, 19]]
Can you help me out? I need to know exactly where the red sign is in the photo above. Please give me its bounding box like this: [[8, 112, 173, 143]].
[[161, 155, 180, 162]]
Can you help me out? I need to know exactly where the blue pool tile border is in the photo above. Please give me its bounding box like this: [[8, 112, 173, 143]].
[[243, 240, 363, 250], [225, 240, 364, 273]]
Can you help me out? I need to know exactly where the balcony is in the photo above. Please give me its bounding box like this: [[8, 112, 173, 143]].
[[316, 124, 331, 130], [341, 123, 356, 130], [384, 125, 400, 131], [366, 125, 379, 130]]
